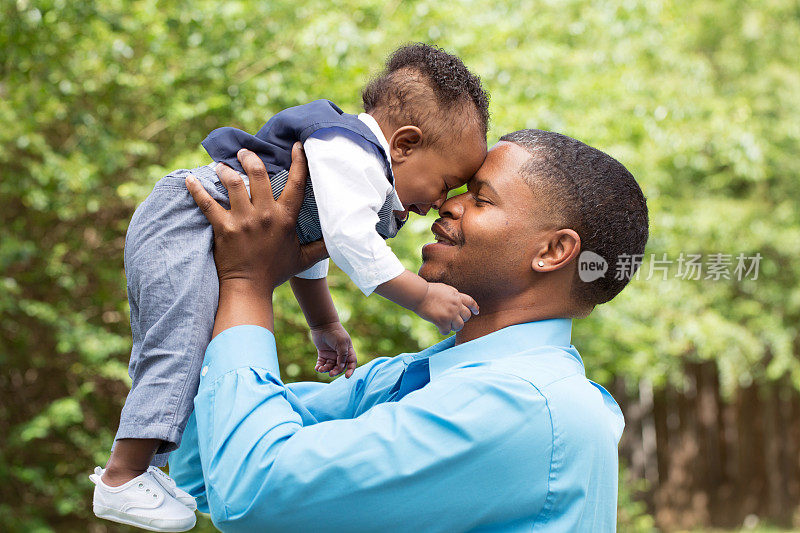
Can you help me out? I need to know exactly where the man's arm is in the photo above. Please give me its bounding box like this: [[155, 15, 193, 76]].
[[186, 144, 327, 337], [168, 345, 392, 515], [195, 325, 552, 532]]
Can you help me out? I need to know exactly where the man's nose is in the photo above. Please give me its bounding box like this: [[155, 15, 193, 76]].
[[439, 193, 465, 219]]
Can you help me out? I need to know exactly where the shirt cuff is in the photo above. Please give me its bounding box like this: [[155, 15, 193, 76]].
[[295, 259, 329, 279], [355, 253, 406, 296], [199, 325, 279, 384]]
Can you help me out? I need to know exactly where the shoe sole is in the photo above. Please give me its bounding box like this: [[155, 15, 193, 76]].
[[94, 504, 196, 532], [178, 499, 198, 512]]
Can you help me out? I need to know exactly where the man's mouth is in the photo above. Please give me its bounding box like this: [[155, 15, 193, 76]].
[[430, 220, 460, 246]]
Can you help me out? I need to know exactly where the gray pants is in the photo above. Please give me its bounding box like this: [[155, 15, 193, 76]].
[[116, 165, 226, 466]]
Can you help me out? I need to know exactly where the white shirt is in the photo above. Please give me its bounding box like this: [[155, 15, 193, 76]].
[[295, 113, 406, 295]]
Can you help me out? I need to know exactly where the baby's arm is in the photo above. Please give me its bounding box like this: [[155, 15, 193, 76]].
[[375, 270, 479, 334], [290, 277, 357, 378]]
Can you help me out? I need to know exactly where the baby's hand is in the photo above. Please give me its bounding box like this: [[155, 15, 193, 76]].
[[415, 282, 479, 335], [312, 322, 357, 378]]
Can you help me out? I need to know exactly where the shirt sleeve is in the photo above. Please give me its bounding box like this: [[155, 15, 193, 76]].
[[304, 128, 405, 295], [193, 325, 553, 532], [167, 331, 386, 514], [294, 259, 329, 279]]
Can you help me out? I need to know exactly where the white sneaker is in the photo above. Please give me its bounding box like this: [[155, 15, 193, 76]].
[[147, 466, 198, 511], [89, 466, 197, 511], [90, 467, 196, 532], [92, 466, 197, 511]]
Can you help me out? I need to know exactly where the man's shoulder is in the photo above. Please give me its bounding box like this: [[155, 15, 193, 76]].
[[440, 345, 583, 391], [425, 349, 624, 529], [448, 349, 624, 442]]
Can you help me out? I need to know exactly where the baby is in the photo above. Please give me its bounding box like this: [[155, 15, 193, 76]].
[[90, 43, 490, 531]]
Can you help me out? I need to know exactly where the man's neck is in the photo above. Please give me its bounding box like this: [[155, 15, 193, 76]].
[[454, 297, 571, 345]]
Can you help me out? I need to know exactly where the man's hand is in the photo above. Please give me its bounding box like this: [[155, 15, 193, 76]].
[[415, 282, 479, 335], [186, 144, 328, 295], [185, 144, 328, 336], [311, 322, 357, 379]]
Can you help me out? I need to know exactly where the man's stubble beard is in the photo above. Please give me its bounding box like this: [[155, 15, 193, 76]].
[[418, 262, 450, 286], [419, 259, 495, 304]]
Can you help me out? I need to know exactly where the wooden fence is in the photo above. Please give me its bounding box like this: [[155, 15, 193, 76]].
[[611, 361, 800, 530]]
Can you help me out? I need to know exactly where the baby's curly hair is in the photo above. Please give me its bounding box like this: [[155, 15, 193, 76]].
[[362, 43, 490, 145]]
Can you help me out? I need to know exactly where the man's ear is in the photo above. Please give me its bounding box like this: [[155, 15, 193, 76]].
[[532, 229, 581, 272], [389, 126, 423, 162]]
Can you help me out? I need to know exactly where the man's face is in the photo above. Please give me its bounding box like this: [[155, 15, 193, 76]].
[[419, 142, 551, 303]]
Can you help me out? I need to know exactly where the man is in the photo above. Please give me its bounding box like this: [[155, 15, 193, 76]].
[[172, 129, 649, 532]]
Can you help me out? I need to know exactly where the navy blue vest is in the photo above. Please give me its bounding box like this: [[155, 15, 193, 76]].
[[202, 100, 402, 244]]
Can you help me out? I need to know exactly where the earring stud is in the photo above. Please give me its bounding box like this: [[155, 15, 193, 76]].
[[537, 261, 545, 267]]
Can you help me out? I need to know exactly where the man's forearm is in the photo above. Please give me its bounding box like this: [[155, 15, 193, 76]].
[[212, 279, 274, 338]]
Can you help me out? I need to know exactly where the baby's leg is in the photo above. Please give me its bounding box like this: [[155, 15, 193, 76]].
[[103, 439, 162, 486], [105, 169, 223, 485]]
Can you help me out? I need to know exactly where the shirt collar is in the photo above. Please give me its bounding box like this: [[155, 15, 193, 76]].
[[358, 112, 391, 158], [358, 112, 404, 212], [408, 319, 574, 380]]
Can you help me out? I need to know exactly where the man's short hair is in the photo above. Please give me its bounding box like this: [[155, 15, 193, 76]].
[[362, 43, 490, 145], [499, 129, 649, 309]]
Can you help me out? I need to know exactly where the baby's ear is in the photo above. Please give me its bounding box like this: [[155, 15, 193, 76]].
[[389, 126, 423, 161]]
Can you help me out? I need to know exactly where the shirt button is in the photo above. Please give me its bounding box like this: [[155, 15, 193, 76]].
[[201, 366, 208, 377]]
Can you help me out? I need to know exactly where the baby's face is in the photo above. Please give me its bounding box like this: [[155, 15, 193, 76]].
[[393, 131, 487, 216]]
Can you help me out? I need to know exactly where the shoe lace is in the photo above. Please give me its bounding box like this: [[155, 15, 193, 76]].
[[148, 466, 177, 495]]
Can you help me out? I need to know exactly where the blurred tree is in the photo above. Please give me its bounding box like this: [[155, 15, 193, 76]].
[[1, 0, 798, 530]]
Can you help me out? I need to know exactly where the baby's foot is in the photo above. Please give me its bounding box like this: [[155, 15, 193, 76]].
[[100, 463, 147, 487], [89, 467, 196, 532]]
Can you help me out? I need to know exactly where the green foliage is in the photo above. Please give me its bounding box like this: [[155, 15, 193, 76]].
[[1, 0, 798, 530], [617, 461, 657, 532]]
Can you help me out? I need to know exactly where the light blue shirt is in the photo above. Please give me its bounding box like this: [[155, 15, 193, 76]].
[[169, 319, 625, 532]]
